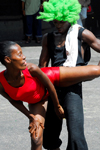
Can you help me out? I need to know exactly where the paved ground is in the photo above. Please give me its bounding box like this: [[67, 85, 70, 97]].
[[0, 45, 100, 150]]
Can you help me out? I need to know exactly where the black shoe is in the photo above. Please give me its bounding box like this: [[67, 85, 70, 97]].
[[35, 37, 42, 44], [25, 37, 31, 44]]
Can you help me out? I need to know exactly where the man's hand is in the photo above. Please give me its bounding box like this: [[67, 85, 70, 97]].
[[28, 114, 44, 140]]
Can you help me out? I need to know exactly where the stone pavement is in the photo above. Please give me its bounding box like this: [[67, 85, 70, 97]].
[[0, 45, 100, 150]]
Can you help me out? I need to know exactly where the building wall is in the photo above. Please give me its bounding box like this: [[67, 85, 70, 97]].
[[0, 0, 24, 41], [0, 0, 55, 42]]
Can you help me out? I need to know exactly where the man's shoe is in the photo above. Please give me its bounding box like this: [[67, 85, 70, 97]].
[[25, 37, 31, 44]]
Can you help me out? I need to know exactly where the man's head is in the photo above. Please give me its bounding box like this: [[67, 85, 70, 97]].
[[37, 0, 81, 25]]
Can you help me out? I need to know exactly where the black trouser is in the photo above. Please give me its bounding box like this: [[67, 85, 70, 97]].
[[43, 84, 88, 150]]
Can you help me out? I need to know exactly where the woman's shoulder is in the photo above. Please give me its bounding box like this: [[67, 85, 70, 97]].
[[27, 63, 38, 70], [26, 63, 39, 76]]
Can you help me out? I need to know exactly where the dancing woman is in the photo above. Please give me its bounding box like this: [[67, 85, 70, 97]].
[[0, 41, 100, 150]]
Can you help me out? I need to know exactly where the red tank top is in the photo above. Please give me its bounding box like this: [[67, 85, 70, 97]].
[[0, 68, 48, 104], [0, 67, 59, 104]]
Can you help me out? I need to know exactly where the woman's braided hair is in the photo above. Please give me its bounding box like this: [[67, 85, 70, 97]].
[[37, 0, 81, 25]]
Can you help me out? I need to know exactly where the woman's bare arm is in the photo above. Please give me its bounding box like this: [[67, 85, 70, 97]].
[[27, 63, 64, 119], [0, 83, 32, 119], [0, 83, 44, 138]]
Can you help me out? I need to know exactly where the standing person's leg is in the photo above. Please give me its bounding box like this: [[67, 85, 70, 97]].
[[77, 13, 83, 26], [43, 96, 63, 150], [28, 99, 48, 150], [25, 15, 33, 43], [33, 10, 42, 43], [62, 85, 88, 150]]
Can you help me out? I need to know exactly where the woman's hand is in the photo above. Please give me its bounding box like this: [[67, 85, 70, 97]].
[[54, 105, 65, 120], [27, 64, 65, 119], [28, 114, 44, 140]]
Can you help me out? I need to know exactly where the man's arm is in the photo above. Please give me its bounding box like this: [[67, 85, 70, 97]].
[[39, 33, 50, 67], [82, 29, 100, 53]]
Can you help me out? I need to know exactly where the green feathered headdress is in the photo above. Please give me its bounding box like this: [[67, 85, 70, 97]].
[[37, 0, 81, 25]]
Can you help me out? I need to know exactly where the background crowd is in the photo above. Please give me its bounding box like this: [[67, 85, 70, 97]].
[[21, 0, 100, 45]]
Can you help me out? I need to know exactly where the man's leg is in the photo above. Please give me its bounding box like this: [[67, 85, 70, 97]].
[[43, 96, 63, 150], [63, 88, 88, 150]]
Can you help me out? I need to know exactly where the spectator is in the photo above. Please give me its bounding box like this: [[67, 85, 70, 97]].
[[21, 0, 42, 44], [91, 0, 100, 36], [85, 4, 95, 32], [77, 0, 91, 26]]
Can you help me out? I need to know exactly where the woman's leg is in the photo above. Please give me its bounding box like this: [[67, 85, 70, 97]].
[[28, 100, 48, 150], [59, 65, 100, 87]]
